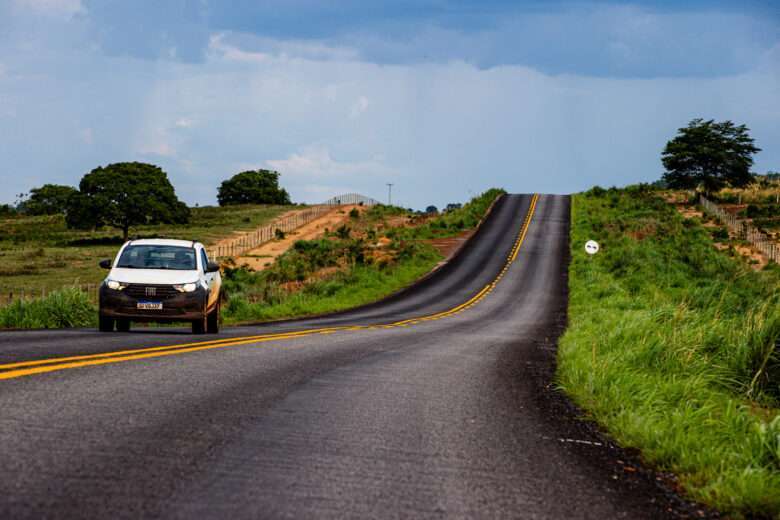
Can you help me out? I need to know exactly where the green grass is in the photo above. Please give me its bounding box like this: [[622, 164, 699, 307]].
[[391, 188, 506, 240], [0, 204, 290, 295], [223, 251, 441, 323], [0, 288, 96, 329], [558, 185, 780, 517]]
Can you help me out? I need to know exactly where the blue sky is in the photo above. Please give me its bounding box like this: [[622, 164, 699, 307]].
[[0, 1, 778, 209]]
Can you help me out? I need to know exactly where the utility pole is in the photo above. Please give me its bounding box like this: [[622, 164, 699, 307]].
[[386, 183, 393, 206]]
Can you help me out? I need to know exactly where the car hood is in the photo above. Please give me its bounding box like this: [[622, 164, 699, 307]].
[[107, 268, 200, 285]]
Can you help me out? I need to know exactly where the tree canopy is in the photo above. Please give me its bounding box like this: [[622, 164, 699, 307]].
[[19, 184, 78, 216], [65, 162, 189, 240], [661, 119, 761, 193], [217, 170, 291, 206]]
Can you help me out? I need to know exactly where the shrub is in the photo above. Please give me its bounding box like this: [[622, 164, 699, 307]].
[[711, 226, 730, 241], [335, 225, 351, 239]]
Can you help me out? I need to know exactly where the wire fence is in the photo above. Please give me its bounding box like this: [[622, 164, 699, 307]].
[[205, 205, 333, 260], [700, 195, 780, 264], [322, 193, 381, 206]]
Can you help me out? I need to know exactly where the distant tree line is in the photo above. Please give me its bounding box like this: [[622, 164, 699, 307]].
[[2, 163, 293, 240]]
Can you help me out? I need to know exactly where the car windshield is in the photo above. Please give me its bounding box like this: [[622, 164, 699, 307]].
[[116, 245, 197, 270]]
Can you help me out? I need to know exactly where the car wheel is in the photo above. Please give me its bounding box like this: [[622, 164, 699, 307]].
[[192, 314, 207, 334], [99, 315, 114, 332], [207, 303, 220, 334], [116, 319, 131, 332]]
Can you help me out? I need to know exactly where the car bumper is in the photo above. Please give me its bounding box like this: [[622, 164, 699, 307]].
[[99, 285, 208, 322]]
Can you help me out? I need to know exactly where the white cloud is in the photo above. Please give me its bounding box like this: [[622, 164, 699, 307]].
[[267, 146, 393, 178], [208, 34, 271, 64], [349, 96, 369, 119], [174, 117, 194, 128], [208, 32, 360, 64], [139, 141, 176, 158], [0, 29, 778, 209], [262, 146, 397, 203]]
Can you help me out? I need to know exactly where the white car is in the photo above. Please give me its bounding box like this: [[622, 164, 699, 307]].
[[98, 239, 222, 334]]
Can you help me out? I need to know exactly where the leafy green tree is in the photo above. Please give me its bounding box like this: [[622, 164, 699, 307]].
[[661, 119, 761, 193], [19, 184, 78, 215], [66, 162, 189, 240], [217, 170, 291, 206]]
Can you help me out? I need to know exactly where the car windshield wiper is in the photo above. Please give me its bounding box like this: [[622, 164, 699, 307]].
[[116, 264, 138, 268]]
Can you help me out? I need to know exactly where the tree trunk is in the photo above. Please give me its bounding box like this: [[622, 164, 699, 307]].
[[123, 223, 129, 241]]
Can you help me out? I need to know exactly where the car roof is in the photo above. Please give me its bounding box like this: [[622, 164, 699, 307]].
[[126, 239, 199, 248]]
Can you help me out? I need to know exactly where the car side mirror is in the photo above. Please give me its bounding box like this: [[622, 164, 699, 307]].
[[206, 261, 221, 273], [99, 259, 112, 269]]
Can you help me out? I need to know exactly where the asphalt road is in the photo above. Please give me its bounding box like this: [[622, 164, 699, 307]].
[[0, 194, 686, 519]]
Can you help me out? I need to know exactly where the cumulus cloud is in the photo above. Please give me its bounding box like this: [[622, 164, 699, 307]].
[[265, 145, 396, 202]]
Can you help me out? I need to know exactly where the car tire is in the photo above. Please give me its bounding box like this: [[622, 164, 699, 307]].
[[98, 315, 114, 332], [192, 314, 207, 334], [207, 303, 220, 334], [116, 319, 131, 332]]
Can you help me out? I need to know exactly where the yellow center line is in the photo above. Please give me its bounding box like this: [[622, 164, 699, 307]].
[[0, 327, 352, 370], [0, 194, 540, 381]]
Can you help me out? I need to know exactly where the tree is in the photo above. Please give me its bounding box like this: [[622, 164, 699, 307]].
[[0, 204, 17, 217], [18, 184, 78, 215], [661, 119, 761, 193], [425, 205, 438, 214], [217, 170, 291, 206], [66, 162, 190, 240]]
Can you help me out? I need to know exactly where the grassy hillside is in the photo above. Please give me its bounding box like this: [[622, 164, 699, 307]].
[[559, 185, 780, 516], [0, 190, 504, 329], [0, 204, 289, 295], [221, 189, 505, 324]]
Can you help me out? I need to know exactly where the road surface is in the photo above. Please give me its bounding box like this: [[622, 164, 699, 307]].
[[0, 194, 685, 518]]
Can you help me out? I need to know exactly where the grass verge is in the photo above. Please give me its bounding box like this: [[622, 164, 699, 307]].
[[558, 185, 780, 517], [0, 288, 96, 329]]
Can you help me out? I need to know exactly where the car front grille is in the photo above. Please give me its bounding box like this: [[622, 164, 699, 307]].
[[124, 284, 180, 301]]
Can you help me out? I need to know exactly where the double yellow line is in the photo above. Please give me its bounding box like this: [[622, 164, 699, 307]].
[[0, 194, 540, 382]]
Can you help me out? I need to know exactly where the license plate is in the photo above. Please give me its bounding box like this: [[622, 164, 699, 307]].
[[137, 301, 163, 310]]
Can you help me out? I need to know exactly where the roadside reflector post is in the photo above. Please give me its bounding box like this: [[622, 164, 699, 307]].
[[585, 240, 599, 283]]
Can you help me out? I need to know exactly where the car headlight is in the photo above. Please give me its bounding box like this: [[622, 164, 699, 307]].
[[106, 280, 127, 291], [173, 282, 198, 293]]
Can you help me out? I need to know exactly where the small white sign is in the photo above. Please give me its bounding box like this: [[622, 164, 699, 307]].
[[585, 240, 600, 255]]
